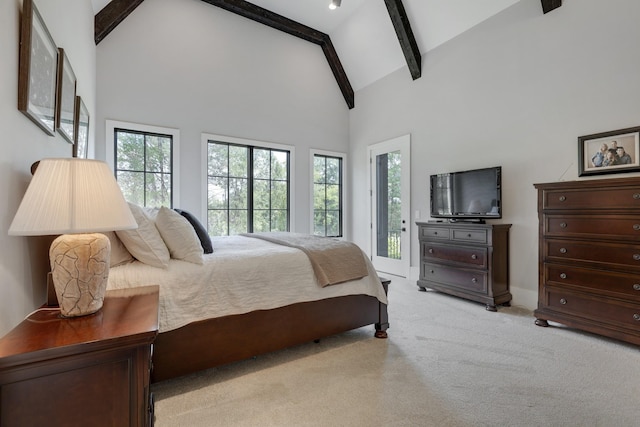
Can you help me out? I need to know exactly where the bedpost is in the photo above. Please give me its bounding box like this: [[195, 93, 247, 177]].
[[375, 278, 390, 338]]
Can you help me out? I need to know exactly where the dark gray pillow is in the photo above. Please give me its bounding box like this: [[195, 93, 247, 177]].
[[173, 209, 213, 254]]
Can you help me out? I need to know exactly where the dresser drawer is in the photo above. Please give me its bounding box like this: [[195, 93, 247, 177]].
[[421, 263, 487, 293], [545, 239, 640, 270], [544, 287, 640, 329], [544, 263, 640, 302], [451, 228, 488, 244], [544, 215, 640, 242], [420, 226, 450, 240], [542, 187, 640, 210], [422, 242, 487, 268]]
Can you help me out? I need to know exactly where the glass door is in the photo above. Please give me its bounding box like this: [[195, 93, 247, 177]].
[[369, 135, 410, 277]]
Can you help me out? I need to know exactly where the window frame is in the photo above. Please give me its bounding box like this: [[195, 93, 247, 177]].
[[106, 120, 180, 207], [201, 133, 296, 235], [310, 149, 347, 239]]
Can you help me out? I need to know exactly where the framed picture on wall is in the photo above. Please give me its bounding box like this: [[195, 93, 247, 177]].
[[578, 126, 640, 176], [73, 96, 89, 158], [17, 0, 58, 136], [55, 48, 77, 144]]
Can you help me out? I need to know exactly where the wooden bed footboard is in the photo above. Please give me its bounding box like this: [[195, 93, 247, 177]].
[[152, 293, 388, 383]]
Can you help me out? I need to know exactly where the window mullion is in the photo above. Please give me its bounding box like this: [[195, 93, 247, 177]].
[[227, 144, 231, 236], [248, 147, 254, 233]]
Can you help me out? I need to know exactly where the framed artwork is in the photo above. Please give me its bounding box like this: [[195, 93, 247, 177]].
[[17, 0, 58, 136], [578, 126, 640, 176], [73, 96, 89, 158], [55, 48, 77, 144]]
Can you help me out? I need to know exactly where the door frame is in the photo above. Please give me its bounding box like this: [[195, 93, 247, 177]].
[[368, 134, 411, 278]]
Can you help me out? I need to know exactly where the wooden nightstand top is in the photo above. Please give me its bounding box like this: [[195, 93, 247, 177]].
[[0, 285, 159, 367]]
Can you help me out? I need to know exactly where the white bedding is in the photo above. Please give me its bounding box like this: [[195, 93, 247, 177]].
[[107, 235, 388, 333]]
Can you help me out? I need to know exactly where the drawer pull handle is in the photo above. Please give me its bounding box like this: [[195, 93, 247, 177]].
[[634, 254, 640, 261], [634, 284, 640, 291], [467, 234, 472, 238], [560, 248, 567, 254], [634, 193, 640, 200], [634, 314, 640, 321], [433, 232, 438, 235], [560, 298, 567, 305], [430, 270, 435, 274], [471, 278, 477, 283], [559, 196, 566, 202], [634, 224, 640, 231], [428, 248, 434, 254], [560, 222, 567, 228], [560, 273, 567, 279], [471, 254, 477, 260]]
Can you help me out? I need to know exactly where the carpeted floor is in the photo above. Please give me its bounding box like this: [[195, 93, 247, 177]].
[[151, 277, 640, 426]]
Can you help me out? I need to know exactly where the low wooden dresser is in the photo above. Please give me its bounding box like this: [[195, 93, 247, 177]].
[[0, 285, 159, 426], [416, 221, 512, 311], [534, 177, 640, 345]]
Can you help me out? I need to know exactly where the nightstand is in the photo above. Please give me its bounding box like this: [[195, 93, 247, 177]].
[[0, 285, 159, 427]]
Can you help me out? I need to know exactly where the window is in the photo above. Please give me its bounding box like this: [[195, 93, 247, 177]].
[[311, 150, 345, 238], [106, 121, 180, 208], [205, 136, 292, 236]]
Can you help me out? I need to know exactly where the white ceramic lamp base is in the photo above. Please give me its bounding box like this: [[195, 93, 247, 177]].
[[49, 233, 111, 317]]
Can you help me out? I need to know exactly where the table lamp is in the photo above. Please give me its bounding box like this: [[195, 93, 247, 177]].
[[8, 158, 137, 317]]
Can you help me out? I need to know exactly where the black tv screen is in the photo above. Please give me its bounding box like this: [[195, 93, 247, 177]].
[[430, 166, 502, 221]]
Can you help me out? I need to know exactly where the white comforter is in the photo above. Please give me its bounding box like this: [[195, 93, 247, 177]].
[[107, 235, 388, 332]]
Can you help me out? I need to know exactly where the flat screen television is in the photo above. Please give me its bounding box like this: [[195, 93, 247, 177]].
[[430, 166, 502, 223]]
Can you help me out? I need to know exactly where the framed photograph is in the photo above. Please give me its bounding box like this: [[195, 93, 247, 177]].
[[55, 48, 77, 144], [73, 96, 89, 158], [578, 126, 640, 176], [17, 0, 58, 136]]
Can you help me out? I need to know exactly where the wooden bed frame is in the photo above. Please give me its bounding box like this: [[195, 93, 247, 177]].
[[151, 280, 389, 382]]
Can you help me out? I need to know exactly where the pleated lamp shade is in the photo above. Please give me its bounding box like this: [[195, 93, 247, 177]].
[[9, 158, 137, 235]]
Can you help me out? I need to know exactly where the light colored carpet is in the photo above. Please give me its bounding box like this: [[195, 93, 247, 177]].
[[152, 277, 640, 426]]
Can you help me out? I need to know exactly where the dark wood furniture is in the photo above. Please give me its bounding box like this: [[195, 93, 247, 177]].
[[152, 279, 390, 382], [0, 286, 159, 427], [534, 177, 640, 345], [416, 222, 512, 311]]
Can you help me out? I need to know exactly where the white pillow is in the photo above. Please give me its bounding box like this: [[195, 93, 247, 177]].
[[116, 203, 170, 268], [155, 206, 204, 265], [103, 231, 134, 267]]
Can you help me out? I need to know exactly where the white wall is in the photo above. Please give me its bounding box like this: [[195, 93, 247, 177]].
[[350, 0, 640, 309], [95, 0, 350, 233], [0, 0, 96, 336]]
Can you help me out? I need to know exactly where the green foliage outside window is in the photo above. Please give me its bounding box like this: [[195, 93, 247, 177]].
[[313, 155, 342, 237], [208, 142, 289, 236], [115, 129, 172, 207]]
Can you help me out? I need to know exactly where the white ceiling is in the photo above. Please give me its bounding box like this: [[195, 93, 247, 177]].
[[92, 0, 521, 91]]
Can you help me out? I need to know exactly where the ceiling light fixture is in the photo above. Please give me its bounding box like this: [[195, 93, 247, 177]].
[[329, 0, 341, 10]]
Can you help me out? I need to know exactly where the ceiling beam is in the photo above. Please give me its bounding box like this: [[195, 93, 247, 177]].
[[320, 35, 354, 109], [384, 0, 421, 81], [95, 0, 145, 45], [93, 0, 354, 109], [200, 0, 354, 109], [541, 0, 562, 14]]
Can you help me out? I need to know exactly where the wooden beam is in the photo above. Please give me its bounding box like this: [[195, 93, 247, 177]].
[[320, 35, 354, 109], [95, 0, 145, 45], [200, 0, 325, 45], [94, 0, 354, 108], [384, 0, 421, 80], [200, 0, 354, 109], [541, 0, 562, 14]]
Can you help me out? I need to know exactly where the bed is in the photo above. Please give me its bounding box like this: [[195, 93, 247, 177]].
[[106, 213, 389, 383]]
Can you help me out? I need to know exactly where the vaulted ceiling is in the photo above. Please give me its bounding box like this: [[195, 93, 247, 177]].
[[91, 0, 561, 108]]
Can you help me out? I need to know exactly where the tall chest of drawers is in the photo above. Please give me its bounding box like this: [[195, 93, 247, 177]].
[[534, 177, 640, 345], [416, 222, 512, 311]]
